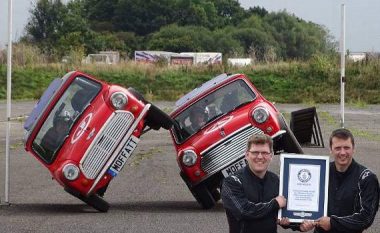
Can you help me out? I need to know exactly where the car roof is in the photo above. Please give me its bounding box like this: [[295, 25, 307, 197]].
[[23, 71, 77, 132], [174, 73, 240, 110]]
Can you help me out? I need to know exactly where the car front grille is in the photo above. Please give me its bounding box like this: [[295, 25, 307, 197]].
[[81, 111, 134, 179], [200, 125, 263, 175]]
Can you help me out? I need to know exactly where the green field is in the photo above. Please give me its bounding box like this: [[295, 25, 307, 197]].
[[1, 56, 379, 104]]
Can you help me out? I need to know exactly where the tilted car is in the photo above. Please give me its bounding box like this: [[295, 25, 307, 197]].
[[23, 71, 173, 212], [169, 73, 323, 209]]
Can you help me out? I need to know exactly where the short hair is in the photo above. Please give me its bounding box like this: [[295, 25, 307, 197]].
[[247, 134, 273, 153], [189, 106, 206, 121], [329, 128, 355, 149]]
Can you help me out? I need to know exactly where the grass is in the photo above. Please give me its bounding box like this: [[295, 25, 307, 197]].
[[1, 56, 380, 104], [347, 99, 368, 108], [350, 128, 380, 142], [313, 110, 380, 142], [318, 111, 338, 127]]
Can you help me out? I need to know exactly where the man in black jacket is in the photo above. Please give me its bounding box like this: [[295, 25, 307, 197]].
[[302, 128, 379, 233], [221, 134, 287, 233]]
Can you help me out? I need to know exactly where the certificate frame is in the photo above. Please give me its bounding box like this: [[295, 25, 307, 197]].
[[278, 153, 329, 223]]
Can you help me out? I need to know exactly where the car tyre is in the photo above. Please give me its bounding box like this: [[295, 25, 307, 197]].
[[64, 187, 110, 212], [278, 115, 303, 154], [211, 188, 221, 202], [190, 184, 216, 209], [127, 87, 173, 130], [146, 104, 173, 130]]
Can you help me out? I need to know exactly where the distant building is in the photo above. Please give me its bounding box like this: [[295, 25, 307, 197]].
[[366, 52, 380, 60], [179, 52, 222, 65], [134, 51, 178, 63], [347, 52, 366, 62], [83, 54, 111, 64], [83, 51, 120, 65], [170, 55, 194, 65], [227, 58, 252, 67], [99, 51, 120, 64], [133, 51, 223, 65]]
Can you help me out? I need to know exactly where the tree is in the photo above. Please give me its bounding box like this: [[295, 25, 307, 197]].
[[25, 0, 66, 54], [231, 28, 278, 60], [84, 0, 118, 31], [212, 0, 247, 26], [263, 11, 333, 60], [113, 0, 177, 35], [212, 28, 244, 56], [25, 0, 91, 59], [247, 6, 268, 18], [148, 24, 213, 52], [114, 32, 142, 57], [22, 0, 334, 61]]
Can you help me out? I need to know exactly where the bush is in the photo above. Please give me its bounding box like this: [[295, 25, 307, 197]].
[[1, 57, 380, 104]]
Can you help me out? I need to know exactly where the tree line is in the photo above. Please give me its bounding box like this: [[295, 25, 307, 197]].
[[21, 0, 336, 62]]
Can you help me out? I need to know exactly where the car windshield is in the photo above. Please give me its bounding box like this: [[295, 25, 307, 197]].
[[32, 76, 101, 164], [172, 79, 256, 143]]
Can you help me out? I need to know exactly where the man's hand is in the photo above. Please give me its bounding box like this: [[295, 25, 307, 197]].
[[278, 217, 290, 226], [275, 196, 287, 208], [299, 220, 316, 232], [315, 217, 331, 231]]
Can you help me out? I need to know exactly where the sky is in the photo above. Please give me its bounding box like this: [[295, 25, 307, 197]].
[[239, 0, 380, 52], [1, 0, 379, 52]]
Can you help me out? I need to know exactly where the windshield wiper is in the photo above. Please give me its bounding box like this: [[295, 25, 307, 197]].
[[204, 101, 252, 126], [201, 112, 227, 129], [202, 101, 251, 127]]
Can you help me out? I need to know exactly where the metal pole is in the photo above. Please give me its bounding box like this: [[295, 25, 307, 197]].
[[4, 0, 13, 205], [340, 4, 346, 128]]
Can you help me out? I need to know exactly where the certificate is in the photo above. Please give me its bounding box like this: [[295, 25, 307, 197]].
[[278, 153, 329, 223]]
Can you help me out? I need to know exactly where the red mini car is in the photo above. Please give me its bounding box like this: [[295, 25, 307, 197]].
[[23, 71, 172, 212], [169, 73, 323, 209]]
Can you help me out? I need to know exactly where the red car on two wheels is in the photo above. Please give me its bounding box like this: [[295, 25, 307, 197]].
[[23, 71, 172, 212], [169, 73, 323, 209]]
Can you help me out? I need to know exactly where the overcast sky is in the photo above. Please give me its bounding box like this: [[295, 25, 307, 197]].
[[240, 0, 380, 52], [1, 0, 379, 52]]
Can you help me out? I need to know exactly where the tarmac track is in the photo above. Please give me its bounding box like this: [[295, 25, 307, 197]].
[[0, 101, 379, 233]]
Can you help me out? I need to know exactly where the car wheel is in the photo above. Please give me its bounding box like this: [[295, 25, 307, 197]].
[[127, 87, 146, 102], [96, 183, 109, 197], [190, 184, 216, 209], [64, 187, 110, 212], [146, 104, 173, 130], [278, 115, 303, 154], [211, 188, 221, 202]]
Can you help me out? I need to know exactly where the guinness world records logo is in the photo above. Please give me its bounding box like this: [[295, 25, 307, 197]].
[[297, 169, 311, 183]]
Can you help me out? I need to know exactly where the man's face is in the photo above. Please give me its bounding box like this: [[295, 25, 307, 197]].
[[330, 137, 354, 171], [192, 113, 205, 128], [245, 143, 272, 177]]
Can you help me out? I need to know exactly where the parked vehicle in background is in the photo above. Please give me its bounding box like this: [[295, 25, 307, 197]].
[[23, 71, 173, 212], [169, 73, 323, 209]]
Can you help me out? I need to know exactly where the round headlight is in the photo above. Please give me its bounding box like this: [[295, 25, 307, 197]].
[[252, 107, 269, 124], [182, 150, 197, 167], [110, 92, 128, 110], [63, 164, 80, 181]]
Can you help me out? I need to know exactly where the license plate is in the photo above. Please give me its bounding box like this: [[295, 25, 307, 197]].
[[108, 135, 140, 177], [221, 158, 247, 177]]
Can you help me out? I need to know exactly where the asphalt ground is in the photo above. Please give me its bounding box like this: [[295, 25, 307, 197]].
[[0, 101, 379, 233]]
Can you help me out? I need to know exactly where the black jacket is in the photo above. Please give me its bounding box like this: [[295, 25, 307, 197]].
[[315, 160, 379, 233], [221, 167, 280, 233]]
